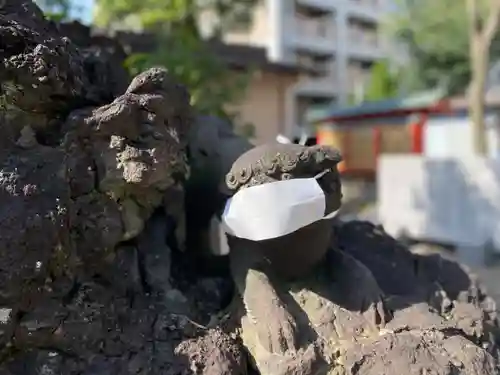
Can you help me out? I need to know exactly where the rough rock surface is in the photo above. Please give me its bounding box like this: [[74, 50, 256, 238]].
[[0, 1, 500, 375], [185, 114, 252, 261], [0, 1, 243, 374], [234, 221, 500, 375]]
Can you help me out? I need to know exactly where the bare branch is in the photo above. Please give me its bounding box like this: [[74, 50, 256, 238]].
[[483, 0, 500, 43], [466, 0, 480, 35]]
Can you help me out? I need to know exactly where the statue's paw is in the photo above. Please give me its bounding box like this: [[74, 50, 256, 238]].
[[255, 304, 299, 355]]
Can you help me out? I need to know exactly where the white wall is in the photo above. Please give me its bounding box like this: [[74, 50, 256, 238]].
[[378, 156, 500, 248], [424, 116, 500, 159], [267, 0, 287, 61]]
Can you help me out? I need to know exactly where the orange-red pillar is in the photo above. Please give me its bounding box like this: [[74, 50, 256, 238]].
[[410, 113, 427, 154], [372, 126, 382, 174], [373, 126, 382, 157], [339, 130, 349, 173]]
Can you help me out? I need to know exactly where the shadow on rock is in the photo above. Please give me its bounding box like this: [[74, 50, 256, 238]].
[[335, 220, 500, 374], [2, 1, 500, 374], [0, 1, 246, 373]]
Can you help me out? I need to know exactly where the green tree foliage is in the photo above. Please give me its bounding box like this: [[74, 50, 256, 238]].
[[384, 0, 500, 94], [346, 60, 400, 104], [93, 0, 258, 37], [93, 0, 260, 121], [364, 59, 400, 101], [35, 0, 82, 22]]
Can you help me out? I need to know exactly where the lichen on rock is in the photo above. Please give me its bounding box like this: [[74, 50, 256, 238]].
[[62, 67, 192, 246], [0, 1, 242, 373], [0, 0, 88, 140]]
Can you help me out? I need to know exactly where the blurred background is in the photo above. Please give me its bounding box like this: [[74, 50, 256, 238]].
[[35, 0, 500, 304]]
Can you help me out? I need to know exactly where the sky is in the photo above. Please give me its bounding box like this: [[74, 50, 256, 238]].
[[72, 0, 93, 24]]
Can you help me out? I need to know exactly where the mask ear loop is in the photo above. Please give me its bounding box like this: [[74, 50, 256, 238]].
[[313, 169, 330, 179], [314, 169, 340, 220], [323, 209, 339, 219]]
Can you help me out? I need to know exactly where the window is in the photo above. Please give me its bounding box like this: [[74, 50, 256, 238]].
[[317, 16, 330, 37], [347, 18, 378, 45], [296, 53, 334, 76]]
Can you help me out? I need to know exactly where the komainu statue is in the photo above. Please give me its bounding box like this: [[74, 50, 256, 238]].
[[223, 143, 499, 375]]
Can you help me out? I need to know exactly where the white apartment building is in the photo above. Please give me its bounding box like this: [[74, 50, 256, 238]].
[[215, 0, 393, 139]]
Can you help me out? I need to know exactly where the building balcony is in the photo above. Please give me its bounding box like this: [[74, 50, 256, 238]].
[[346, 32, 385, 60], [296, 58, 331, 76], [346, 0, 385, 22], [288, 22, 336, 55], [347, 44, 385, 60], [294, 75, 339, 97], [293, 35, 336, 56], [295, 0, 336, 13]]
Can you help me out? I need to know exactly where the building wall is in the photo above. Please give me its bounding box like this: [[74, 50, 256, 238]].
[[378, 156, 500, 247], [424, 115, 500, 158], [218, 0, 394, 138], [229, 70, 299, 145]]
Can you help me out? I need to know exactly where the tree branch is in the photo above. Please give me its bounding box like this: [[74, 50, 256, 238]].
[[466, 0, 480, 35], [483, 0, 500, 44]]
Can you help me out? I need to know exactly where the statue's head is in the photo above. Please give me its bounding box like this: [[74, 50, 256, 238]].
[[224, 143, 343, 279]]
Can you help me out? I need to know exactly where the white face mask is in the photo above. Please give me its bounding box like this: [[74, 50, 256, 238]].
[[221, 170, 338, 241]]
